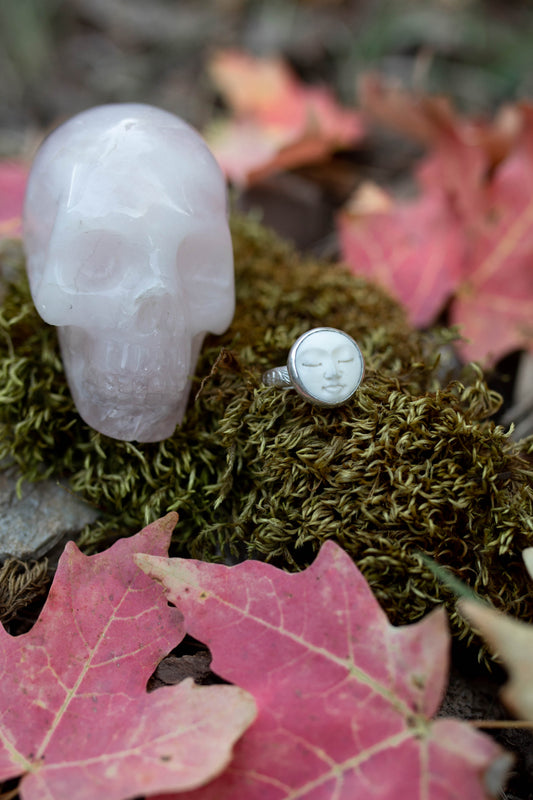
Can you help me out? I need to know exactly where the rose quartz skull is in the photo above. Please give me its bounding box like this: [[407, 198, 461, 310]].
[[23, 103, 234, 442]]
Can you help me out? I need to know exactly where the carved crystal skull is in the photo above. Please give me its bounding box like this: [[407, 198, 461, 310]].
[[23, 103, 234, 442]]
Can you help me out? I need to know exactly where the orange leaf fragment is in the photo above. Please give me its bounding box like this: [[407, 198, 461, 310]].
[[206, 50, 364, 185]]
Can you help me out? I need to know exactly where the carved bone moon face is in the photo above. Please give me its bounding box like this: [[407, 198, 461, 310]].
[[23, 103, 235, 442], [289, 328, 364, 406]]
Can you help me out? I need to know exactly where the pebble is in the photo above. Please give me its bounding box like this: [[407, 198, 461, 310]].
[[0, 466, 99, 559]]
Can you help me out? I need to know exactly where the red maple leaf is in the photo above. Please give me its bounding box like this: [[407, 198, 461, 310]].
[[337, 181, 465, 327], [0, 161, 28, 240], [0, 514, 255, 800], [206, 50, 364, 185], [339, 76, 533, 364], [358, 73, 521, 174], [138, 541, 508, 800], [451, 107, 533, 363]]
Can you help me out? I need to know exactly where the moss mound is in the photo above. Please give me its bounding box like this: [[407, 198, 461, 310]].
[[1, 217, 532, 640]]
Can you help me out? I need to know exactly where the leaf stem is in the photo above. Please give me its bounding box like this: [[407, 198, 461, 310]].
[[468, 719, 533, 730], [0, 786, 20, 800]]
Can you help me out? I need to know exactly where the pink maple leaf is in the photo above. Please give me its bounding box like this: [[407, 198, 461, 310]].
[[451, 107, 533, 364], [0, 161, 28, 240], [337, 181, 465, 327], [337, 76, 489, 331], [137, 540, 509, 800], [340, 76, 533, 364], [206, 50, 364, 186], [0, 514, 255, 800]]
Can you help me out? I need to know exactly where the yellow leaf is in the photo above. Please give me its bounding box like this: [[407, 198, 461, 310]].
[[458, 596, 533, 722]]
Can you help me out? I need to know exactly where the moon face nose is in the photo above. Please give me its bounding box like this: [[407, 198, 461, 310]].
[[323, 357, 341, 379]]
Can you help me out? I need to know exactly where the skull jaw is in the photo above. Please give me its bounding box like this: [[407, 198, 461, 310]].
[[59, 328, 203, 443], [67, 385, 191, 442]]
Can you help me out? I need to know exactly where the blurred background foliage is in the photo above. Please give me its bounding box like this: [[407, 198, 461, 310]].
[[1, 0, 533, 159]]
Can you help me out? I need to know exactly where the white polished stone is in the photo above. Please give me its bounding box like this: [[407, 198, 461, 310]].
[[23, 103, 234, 442]]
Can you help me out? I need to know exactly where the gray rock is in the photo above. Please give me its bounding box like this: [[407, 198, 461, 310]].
[[0, 467, 99, 559]]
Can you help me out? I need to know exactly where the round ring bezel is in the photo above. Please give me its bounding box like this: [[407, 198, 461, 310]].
[[287, 327, 364, 407]]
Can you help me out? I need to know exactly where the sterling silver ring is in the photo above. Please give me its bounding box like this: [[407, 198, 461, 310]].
[[262, 327, 364, 408]]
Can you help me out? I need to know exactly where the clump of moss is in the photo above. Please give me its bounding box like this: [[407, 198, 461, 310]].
[[0, 556, 50, 629], [0, 217, 532, 642]]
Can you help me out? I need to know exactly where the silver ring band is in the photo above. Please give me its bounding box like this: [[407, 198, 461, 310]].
[[262, 327, 364, 408], [262, 365, 292, 387]]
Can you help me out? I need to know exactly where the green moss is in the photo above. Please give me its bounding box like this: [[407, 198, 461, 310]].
[[1, 217, 532, 643], [0, 556, 49, 627]]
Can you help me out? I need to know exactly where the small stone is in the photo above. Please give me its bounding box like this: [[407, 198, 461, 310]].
[[0, 467, 99, 559]]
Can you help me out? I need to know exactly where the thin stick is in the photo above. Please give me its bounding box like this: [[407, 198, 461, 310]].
[[468, 719, 533, 730], [0, 787, 20, 800]]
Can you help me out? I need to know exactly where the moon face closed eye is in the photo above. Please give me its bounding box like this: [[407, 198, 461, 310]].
[[300, 346, 355, 368], [290, 328, 364, 406]]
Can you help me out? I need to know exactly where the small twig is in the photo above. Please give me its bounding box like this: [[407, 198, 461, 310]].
[[0, 787, 20, 800], [468, 719, 533, 730]]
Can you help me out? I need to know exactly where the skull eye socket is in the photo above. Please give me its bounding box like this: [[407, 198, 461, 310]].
[[65, 230, 133, 292]]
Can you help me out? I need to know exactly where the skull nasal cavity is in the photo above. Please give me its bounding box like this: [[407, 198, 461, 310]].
[[134, 294, 176, 334]]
